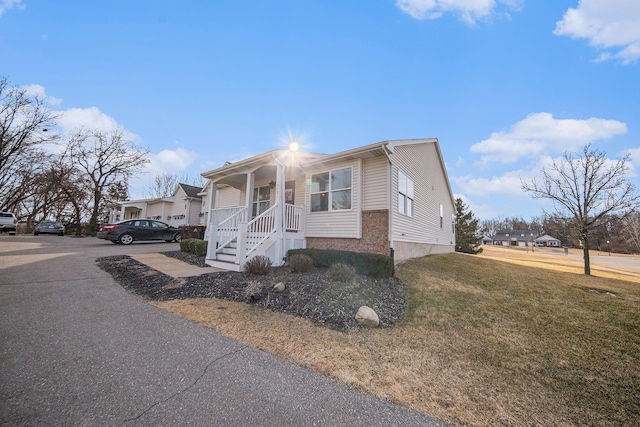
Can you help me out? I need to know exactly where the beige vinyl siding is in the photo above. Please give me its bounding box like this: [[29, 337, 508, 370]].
[[362, 156, 389, 210], [146, 202, 170, 220], [305, 159, 361, 238], [216, 186, 242, 208], [390, 142, 455, 246], [171, 188, 188, 217]]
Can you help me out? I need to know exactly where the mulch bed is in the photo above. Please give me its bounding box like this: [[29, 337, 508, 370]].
[[96, 251, 406, 332]]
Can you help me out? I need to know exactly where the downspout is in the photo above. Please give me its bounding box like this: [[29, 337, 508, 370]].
[[382, 144, 395, 264]]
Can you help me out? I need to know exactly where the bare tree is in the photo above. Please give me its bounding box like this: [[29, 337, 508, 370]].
[[0, 76, 59, 211], [623, 213, 640, 254], [67, 129, 148, 232], [144, 172, 205, 198], [146, 172, 180, 198], [522, 144, 639, 275]]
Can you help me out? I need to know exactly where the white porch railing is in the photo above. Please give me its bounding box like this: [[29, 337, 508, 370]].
[[285, 203, 303, 231], [210, 203, 305, 268], [214, 207, 247, 252], [241, 204, 278, 258]]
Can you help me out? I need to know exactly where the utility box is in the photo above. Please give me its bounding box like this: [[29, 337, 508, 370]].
[[179, 225, 206, 240]]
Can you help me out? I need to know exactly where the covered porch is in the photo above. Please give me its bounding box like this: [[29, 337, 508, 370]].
[[202, 150, 312, 271]]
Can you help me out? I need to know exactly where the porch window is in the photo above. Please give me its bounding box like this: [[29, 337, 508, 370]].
[[398, 171, 414, 217], [310, 167, 352, 212], [252, 185, 271, 217]]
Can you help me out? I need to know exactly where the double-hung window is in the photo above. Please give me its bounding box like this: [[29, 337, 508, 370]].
[[398, 171, 414, 217], [310, 167, 352, 212]]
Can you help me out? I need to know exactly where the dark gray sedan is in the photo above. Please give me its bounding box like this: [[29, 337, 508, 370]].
[[97, 219, 182, 245], [34, 221, 65, 236]]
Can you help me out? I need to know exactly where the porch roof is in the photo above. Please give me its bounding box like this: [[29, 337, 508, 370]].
[[200, 138, 441, 183]]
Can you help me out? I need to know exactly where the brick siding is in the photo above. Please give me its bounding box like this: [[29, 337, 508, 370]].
[[306, 209, 389, 255]]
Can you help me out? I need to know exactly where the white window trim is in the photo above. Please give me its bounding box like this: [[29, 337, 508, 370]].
[[398, 170, 414, 217], [310, 166, 353, 213]]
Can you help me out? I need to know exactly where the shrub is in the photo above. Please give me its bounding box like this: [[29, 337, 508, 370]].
[[287, 248, 394, 278], [190, 239, 208, 256], [289, 254, 314, 273], [244, 255, 272, 275], [180, 238, 195, 252], [327, 263, 356, 282], [180, 238, 207, 256]]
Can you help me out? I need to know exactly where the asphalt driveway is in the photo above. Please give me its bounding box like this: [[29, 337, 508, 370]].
[[0, 235, 447, 426]]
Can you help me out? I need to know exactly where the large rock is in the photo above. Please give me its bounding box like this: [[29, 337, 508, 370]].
[[273, 282, 285, 293], [355, 306, 379, 328]]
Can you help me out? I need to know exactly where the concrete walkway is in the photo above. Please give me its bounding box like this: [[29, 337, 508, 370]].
[[131, 253, 222, 277]]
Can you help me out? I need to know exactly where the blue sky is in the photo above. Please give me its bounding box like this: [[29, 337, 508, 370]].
[[1, 0, 638, 219]]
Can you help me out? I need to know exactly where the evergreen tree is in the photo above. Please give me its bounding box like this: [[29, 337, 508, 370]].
[[455, 198, 483, 254]]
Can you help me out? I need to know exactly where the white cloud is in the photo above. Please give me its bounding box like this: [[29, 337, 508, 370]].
[[21, 84, 63, 106], [57, 106, 141, 142], [554, 0, 640, 64], [453, 193, 500, 220], [147, 145, 198, 173], [396, 0, 522, 25], [0, 0, 24, 16], [454, 170, 527, 197], [470, 112, 627, 164]]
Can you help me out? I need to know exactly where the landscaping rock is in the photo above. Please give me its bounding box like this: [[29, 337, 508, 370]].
[[355, 306, 379, 328], [97, 253, 405, 332], [273, 282, 285, 293]]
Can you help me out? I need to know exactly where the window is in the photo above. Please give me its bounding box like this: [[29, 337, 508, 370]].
[[252, 186, 271, 217], [310, 167, 352, 212], [398, 171, 414, 217]]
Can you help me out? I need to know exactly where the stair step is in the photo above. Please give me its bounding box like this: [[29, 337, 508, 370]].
[[216, 253, 236, 262]]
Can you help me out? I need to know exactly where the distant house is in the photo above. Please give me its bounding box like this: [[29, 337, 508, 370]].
[[535, 234, 562, 247], [108, 183, 204, 227], [490, 230, 540, 247], [200, 138, 456, 272]]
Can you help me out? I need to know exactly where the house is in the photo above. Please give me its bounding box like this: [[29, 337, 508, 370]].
[[535, 234, 562, 247], [200, 138, 455, 272], [490, 230, 540, 247], [108, 183, 204, 227]]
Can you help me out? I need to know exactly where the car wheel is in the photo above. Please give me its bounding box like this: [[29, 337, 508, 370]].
[[58, 233, 64, 236], [34, 231, 39, 235], [173, 233, 182, 243], [118, 233, 134, 245]]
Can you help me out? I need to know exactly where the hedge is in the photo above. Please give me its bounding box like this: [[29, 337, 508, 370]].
[[180, 238, 208, 256], [287, 248, 394, 278]]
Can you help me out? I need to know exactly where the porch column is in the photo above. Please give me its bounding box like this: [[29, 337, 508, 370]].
[[244, 172, 254, 219], [275, 162, 285, 264], [119, 204, 125, 221], [205, 182, 218, 259]]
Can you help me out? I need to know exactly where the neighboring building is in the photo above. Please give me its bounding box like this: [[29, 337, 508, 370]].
[[535, 234, 562, 247], [108, 183, 204, 227], [490, 230, 540, 247], [200, 138, 456, 272]]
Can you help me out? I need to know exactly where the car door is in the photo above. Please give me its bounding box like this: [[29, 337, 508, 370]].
[[150, 220, 173, 241], [130, 220, 151, 240]]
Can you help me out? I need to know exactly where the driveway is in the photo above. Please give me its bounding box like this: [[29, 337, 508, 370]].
[[0, 235, 447, 426]]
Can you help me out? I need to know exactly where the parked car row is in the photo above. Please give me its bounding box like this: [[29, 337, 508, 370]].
[[97, 219, 182, 245], [1, 214, 182, 246]]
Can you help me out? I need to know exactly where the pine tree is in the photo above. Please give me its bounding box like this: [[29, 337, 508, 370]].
[[455, 198, 483, 254]]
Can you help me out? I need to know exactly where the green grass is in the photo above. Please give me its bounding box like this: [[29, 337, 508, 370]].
[[398, 253, 640, 426]]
